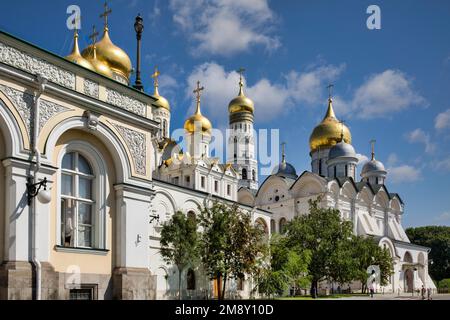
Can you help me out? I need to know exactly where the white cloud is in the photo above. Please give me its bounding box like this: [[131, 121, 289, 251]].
[[356, 154, 369, 165], [433, 157, 450, 172], [387, 165, 421, 184], [168, 0, 280, 56], [405, 128, 436, 154], [387, 153, 399, 167], [435, 109, 450, 130], [185, 62, 345, 123], [349, 70, 427, 119], [434, 212, 450, 223]]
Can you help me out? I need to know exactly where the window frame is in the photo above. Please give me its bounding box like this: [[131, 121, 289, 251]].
[[57, 141, 108, 250]]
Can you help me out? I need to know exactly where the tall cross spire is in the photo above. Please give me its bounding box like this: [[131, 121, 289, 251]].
[[237, 67, 245, 95], [327, 83, 334, 100], [89, 25, 99, 57], [370, 139, 376, 160], [281, 142, 286, 164], [100, 1, 112, 31], [151, 66, 160, 95], [193, 81, 204, 114]]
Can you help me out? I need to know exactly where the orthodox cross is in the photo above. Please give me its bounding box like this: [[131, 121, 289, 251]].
[[237, 67, 245, 83], [327, 83, 334, 99], [100, 2, 112, 29], [73, 14, 81, 36], [151, 67, 160, 90], [193, 81, 204, 104], [89, 25, 99, 46], [370, 139, 376, 160]]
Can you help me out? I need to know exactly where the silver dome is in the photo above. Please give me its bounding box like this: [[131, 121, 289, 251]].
[[361, 159, 386, 175], [272, 161, 298, 179], [328, 140, 356, 160]]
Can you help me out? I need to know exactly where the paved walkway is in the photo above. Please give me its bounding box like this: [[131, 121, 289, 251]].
[[334, 293, 450, 300]]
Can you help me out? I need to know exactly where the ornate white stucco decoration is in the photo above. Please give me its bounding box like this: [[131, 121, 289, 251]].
[[0, 42, 76, 89], [39, 99, 71, 131], [112, 73, 129, 86], [0, 83, 33, 136], [83, 79, 99, 99], [0, 84, 71, 137], [106, 88, 146, 117], [112, 123, 147, 175]]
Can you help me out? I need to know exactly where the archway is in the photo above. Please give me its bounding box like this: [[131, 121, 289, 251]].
[[279, 218, 287, 234], [0, 127, 5, 263], [404, 269, 414, 293]]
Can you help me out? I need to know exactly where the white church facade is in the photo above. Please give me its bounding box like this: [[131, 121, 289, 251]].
[[0, 8, 435, 299]]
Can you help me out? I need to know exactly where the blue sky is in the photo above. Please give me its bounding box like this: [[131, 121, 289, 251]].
[[1, 0, 450, 227]]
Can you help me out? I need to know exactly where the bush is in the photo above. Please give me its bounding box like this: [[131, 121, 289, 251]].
[[438, 279, 450, 288]]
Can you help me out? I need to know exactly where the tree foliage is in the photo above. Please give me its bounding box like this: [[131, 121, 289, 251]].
[[405, 226, 450, 281], [160, 211, 199, 299], [198, 201, 267, 299]]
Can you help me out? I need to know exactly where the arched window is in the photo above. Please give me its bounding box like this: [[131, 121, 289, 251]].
[[61, 152, 95, 248], [187, 211, 196, 222], [270, 219, 276, 234], [237, 273, 245, 291], [242, 168, 247, 180], [187, 269, 196, 290], [279, 218, 287, 234], [162, 119, 167, 137], [252, 169, 256, 181]]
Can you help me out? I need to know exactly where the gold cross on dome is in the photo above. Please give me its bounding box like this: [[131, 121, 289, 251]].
[[327, 83, 334, 98], [151, 67, 160, 87], [281, 142, 286, 163], [100, 1, 112, 29], [89, 25, 99, 45], [193, 81, 204, 103], [73, 14, 81, 35]]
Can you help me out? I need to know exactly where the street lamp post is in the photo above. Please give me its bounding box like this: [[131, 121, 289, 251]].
[[133, 14, 144, 91]]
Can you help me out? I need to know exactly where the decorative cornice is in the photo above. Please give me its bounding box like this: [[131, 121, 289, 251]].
[[0, 41, 75, 89], [106, 88, 146, 117]]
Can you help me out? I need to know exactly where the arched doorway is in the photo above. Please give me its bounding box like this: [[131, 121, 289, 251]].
[[404, 269, 414, 293]]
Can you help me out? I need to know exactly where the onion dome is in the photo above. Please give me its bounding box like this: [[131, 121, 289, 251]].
[[361, 141, 387, 184], [151, 68, 170, 111], [329, 140, 357, 160], [309, 98, 351, 152], [361, 159, 386, 175], [184, 81, 212, 135], [65, 30, 95, 72], [88, 44, 114, 78], [272, 143, 298, 179], [82, 5, 132, 82], [228, 73, 254, 114]]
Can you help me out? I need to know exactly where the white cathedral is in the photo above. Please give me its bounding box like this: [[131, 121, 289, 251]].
[[0, 7, 436, 300]]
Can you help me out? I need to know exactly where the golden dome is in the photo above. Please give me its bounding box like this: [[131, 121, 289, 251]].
[[87, 45, 114, 78], [309, 98, 352, 152], [228, 77, 254, 114], [151, 68, 171, 111], [184, 81, 212, 135], [82, 28, 132, 80], [65, 31, 95, 72]]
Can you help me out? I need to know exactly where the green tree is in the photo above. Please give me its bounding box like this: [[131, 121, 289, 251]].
[[351, 235, 394, 292], [405, 226, 450, 281], [284, 197, 354, 297], [160, 211, 199, 300], [199, 201, 266, 300]]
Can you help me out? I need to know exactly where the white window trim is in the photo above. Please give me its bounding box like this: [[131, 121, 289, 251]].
[[56, 141, 108, 250]]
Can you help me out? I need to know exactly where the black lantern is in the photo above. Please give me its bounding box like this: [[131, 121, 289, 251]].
[[133, 14, 144, 91]]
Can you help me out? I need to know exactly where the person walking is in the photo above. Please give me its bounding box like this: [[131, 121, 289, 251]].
[[427, 287, 432, 300], [421, 285, 426, 300], [369, 280, 375, 298]]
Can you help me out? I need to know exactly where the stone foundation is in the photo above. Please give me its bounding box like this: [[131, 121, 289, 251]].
[[113, 267, 156, 300], [0, 261, 33, 300]]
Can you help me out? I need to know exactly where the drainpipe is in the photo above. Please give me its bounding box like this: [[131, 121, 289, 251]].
[[31, 75, 47, 300]]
